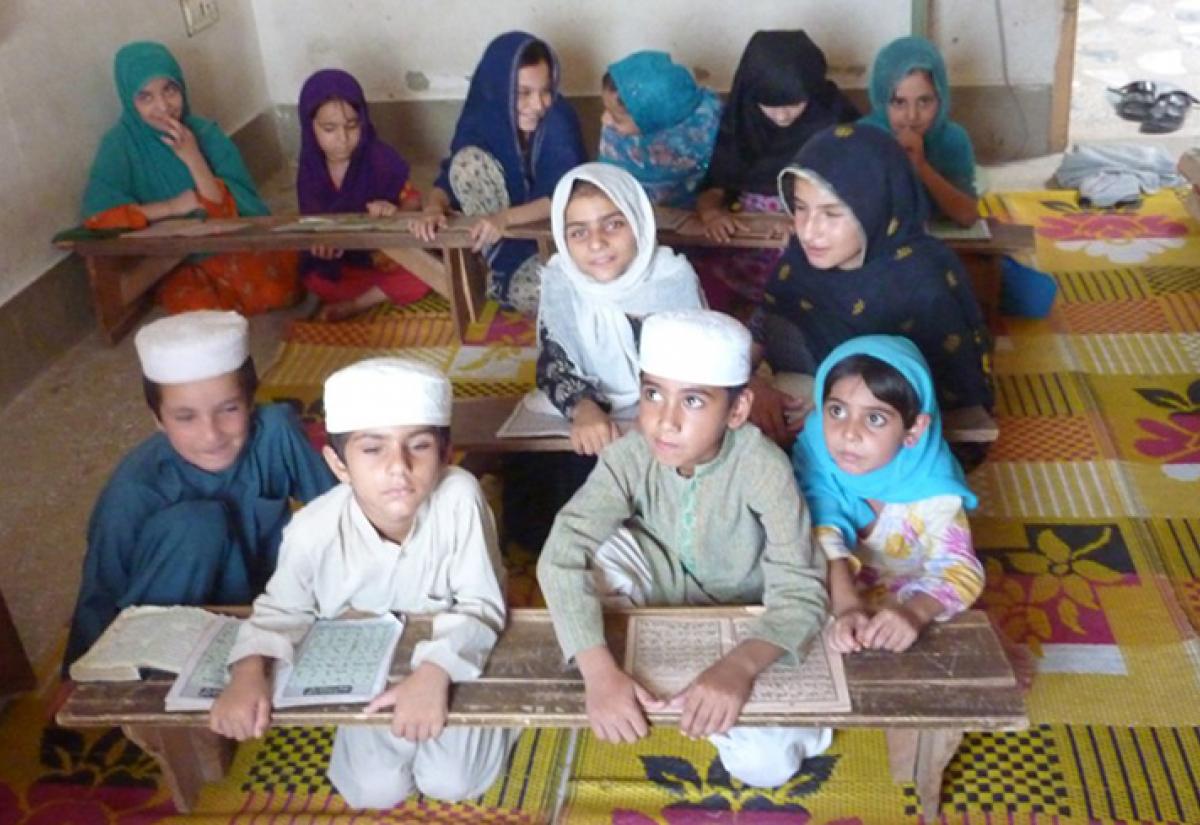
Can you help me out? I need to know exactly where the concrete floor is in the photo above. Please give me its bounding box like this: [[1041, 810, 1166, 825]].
[[2, 5, 1197, 677]]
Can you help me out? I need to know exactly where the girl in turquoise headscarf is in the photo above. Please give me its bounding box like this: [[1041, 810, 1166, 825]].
[[792, 335, 984, 653], [597, 51, 722, 209], [859, 36, 980, 227], [82, 41, 297, 315]]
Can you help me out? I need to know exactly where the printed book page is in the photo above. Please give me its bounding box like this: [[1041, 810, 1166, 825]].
[[70, 606, 223, 682], [496, 390, 637, 440], [929, 218, 992, 241], [269, 215, 409, 233], [273, 614, 404, 708], [164, 616, 243, 711], [624, 614, 851, 714]]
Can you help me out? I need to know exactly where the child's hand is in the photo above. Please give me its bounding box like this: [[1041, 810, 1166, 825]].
[[170, 188, 202, 216], [748, 376, 804, 446], [470, 212, 509, 252], [570, 400, 620, 456], [669, 653, 755, 738], [310, 245, 343, 260], [577, 646, 656, 743], [828, 608, 870, 653], [861, 605, 922, 652], [209, 657, 272, 741], [410, 210, 447, 242], [894, 128, 927, 167], [699, 209, 748, 244], [160, 117, 204, 167], [365, 662, 450, 742], [366, 200, 399, 218]]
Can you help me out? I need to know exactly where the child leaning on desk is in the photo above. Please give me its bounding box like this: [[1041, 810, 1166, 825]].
[[210, 358, 513, 809], [537, 308, 831, 789]]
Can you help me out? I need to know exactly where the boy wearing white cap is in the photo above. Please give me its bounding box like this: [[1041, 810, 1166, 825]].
[[538, 308, 830, 788], [63, 311, 335, 674], [210, 357, 512, 808]]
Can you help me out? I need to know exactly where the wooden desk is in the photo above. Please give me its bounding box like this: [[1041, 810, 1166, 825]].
[[451, 396, 997, 456], [58, 608, 1025, 815], [514, 212, 1035, 326], [55, 215, 489, 344]]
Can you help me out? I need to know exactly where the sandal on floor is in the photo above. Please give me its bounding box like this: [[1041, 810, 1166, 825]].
[[1140, 90, 1200, 134], [1109, 80, 1158, 121]]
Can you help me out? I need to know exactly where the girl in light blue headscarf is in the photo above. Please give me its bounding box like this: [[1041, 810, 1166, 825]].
[[792, 335, 984, 654], [597, 51, 722, 209], [859, 36, 980, 227]]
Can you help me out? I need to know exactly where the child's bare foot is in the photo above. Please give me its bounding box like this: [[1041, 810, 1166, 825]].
[[313, 286, 389, 322]]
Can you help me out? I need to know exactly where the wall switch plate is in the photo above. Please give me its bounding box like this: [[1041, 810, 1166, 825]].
[[180, 0, 219, 36]]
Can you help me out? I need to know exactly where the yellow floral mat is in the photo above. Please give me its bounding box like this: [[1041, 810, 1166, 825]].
[[2, 190, 1199, 824]]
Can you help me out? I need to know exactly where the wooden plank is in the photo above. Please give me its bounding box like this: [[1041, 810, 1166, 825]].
[[1049, 0, 1080, 153], [886, 727, 964, 818], [123, 724, 233, 812], [943, 405, 999, 444], [58, 609, 1027, 731], [0, 589, 35, 699], [379, 247, 451, 299]]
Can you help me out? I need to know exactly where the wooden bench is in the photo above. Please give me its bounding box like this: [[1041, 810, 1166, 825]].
[[54, 215, 489, 344], [57, 607, 1026, 816]]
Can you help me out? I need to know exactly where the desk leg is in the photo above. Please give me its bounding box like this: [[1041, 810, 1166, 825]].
[[886, 728, 962, 819], [443, 248, 488, 340], [85, 255, 181, 344], [959, 252, 1003, 331], [123, 725, 234, 813]]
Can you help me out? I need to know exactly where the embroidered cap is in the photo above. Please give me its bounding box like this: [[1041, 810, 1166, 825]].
[[135, 310, 249, 384], [324, 357, 452, 433], [638, 309, 752, 387]]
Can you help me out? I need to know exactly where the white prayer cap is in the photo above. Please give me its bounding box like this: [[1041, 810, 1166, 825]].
[[639, 309, 751, 387], [135, 310, 249, 384], [323, 357, 452, 433]]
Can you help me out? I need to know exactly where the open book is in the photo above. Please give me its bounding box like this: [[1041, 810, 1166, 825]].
[[164, 612, 404, 712], [929, 218, 992, 241], [496, 390, 638, 440], [269, 214, 409, 233], [69, 605, 224, 682], [624, 613, 851, 713]]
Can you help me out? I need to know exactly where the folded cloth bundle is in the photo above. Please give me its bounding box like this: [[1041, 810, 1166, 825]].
[[1054, 143, 1184, 208]]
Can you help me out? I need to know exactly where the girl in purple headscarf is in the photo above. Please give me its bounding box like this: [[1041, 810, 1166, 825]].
[[297, 69, 429, 320]]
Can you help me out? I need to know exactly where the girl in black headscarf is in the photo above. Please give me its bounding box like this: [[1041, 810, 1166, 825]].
[[691, 30, 859, 315]]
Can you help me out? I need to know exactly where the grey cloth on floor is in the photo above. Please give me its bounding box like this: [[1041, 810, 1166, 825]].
[[1054, 143, 1184, 207]]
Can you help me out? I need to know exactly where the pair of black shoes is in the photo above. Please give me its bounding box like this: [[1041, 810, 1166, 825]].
[[1110, 81, 1199, 134]]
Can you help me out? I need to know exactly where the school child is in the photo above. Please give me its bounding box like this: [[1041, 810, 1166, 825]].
[[537, 309, 830, 788], [691, 30, 858, 314], [63, 311, 335, 672], [597, 51, 722, 209], [538, 162, 706, 457], [860, 36, 980, 227], [748, 125, 993, 447], [792, 335, 985, 653], [411, 31, 587, 315], [296, 69, 430, 320], [82, 41, 298, 315], [210, 358, 512, 808]]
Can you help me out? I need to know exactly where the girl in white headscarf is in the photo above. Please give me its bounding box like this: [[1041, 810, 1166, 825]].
[[536, 163, 705, 456]]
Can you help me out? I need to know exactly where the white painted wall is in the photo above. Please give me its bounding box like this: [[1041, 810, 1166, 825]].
[[250, 0, 1061, 104], [0, 0, 269, 306]]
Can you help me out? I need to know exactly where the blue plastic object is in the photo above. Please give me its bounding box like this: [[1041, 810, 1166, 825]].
[[1000, 255, 1057, 318]]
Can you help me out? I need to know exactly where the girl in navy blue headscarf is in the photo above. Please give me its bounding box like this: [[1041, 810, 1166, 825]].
[[748, 124, 993, 445], [411, 32, 587, 315]]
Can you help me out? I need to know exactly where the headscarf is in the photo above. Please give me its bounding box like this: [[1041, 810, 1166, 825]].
[[792, 334, 977, 545], [82, 41, 268, 219], [704, 30, 859, 196], [433, 31, 585, 208], [859, 36, 977, 197], [763, 124, 993, 411], [600, 52, 722, 208], [432, 31, 586, 277], [538, 163, 705, 410], [296, 69, 411, 278]]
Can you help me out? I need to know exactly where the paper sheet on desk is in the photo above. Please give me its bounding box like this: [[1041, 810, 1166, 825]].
[[269, 215, 410, 233], [496, 390, 637, 439], [930, 218, 992, 241]]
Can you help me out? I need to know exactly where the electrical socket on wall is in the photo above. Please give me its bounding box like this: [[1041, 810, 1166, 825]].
[[180, 0, 219, 36]]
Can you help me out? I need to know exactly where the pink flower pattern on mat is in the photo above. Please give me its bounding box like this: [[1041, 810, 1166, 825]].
[[0, 781, 173, 825], [1135, 413, 1200, 464], [1037, 211, 1188, 241]]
